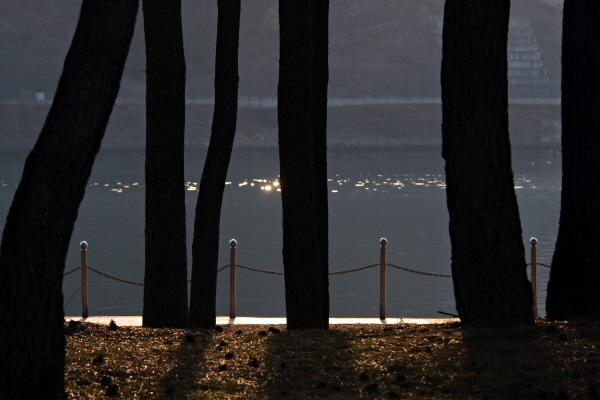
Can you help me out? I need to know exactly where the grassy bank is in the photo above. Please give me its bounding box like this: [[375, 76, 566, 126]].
[[65, 318, 600, 399]]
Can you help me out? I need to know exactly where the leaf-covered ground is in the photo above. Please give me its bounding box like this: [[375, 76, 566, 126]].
[[65, 318, 600, 399]]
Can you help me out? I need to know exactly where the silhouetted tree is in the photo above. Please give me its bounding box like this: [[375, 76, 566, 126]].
[[278, 0, 330, 330], [189, 0, 241, 328], [441, 0, 533, 327], [546, 1, 600, 320], [0, 1, 138, 398], [142, 0, 188, 328]]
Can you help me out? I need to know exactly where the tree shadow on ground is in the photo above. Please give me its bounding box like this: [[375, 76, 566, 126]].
[[260, 326, 356, 399], [459, 319, 600, 399], [155, 329, 212, 399], [260, 324, 410, 399]]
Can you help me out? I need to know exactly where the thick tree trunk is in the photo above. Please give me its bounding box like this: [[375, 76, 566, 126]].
[[0, 1, 138, 398], [547, 1, 600, 320], [441, 0, 533, 327], [189, 0, 241, 328], [142, 0, 188, 328], [278, 0, 330, 330]]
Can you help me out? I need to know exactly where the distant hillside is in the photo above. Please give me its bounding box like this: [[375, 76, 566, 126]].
[[0, 0, 563, 150]]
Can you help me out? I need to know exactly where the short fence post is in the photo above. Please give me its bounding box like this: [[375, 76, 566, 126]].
[[229, 239, 237, 319], [379, 238, 387, 320], [530, 237, 538, 317], [80, 241, 88, 319]]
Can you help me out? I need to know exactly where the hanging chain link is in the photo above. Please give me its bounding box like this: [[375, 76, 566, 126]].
[[66, 264, 231, 286], [63, 266, 81, 276], [526, 262, 552, 268], [88, 266, 144, 286], [234, 263, 380, 276], [386, 263, 452, 278], [236, 264, 284, 275], [218, 264, 230, 272], [329, 263, 379, 275]]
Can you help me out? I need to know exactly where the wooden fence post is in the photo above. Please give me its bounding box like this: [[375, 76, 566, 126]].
[[380, 238, 387, 320]]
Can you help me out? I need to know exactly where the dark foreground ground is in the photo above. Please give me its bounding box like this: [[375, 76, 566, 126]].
[[64, 318, 600, 399]]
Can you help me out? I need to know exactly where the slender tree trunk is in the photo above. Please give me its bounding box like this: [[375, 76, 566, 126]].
[[0, 1, 138, 398], [278, 0, 330, 330], [441, 0, 533, 327], [142, 0, 188, 328], [547, 1, 600, 320], [189, 0, 241, 328]]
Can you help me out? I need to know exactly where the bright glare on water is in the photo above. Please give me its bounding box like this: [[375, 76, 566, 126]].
[[0, 151, 560, 318]]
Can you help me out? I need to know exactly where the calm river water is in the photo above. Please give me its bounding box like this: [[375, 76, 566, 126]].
[[0, 149, 560, 318]]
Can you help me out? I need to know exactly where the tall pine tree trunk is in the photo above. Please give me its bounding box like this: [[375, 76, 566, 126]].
[[547, 1, 600, 320], [278, 0, 330, 330], [189, 0, 241, 328], [0, 1, 138, 397], [142, 0, 188, 328], [441, 0, 533, 327]]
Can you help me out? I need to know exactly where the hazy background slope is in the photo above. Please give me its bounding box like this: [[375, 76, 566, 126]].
[[0, 0, 562, 150]]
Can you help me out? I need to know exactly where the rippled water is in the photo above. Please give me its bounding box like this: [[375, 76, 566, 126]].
[[0, 150, 560, 318]]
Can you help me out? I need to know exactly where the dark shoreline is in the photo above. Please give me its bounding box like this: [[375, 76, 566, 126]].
[[0, 143, 561, 162]]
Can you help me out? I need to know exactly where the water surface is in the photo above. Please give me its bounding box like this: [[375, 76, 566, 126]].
[[0, 149, 560, 318]]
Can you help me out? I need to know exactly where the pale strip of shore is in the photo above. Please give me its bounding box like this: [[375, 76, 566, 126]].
[[66, 316, 459, 327]]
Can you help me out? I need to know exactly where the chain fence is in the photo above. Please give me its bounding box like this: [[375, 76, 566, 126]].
[[329, 263, 379, 275], [235, 263, 382, 276], [65, 261, 552, 285], [63, 266, 81, 276], [236, 264, 283, 275], [63, 242, 552, 317], [386, 263, 452, 278], [527, 262, 552, 268], [63, 261, 461, 285], [63, 263, 231, 286], [86, 266, 144, 286]]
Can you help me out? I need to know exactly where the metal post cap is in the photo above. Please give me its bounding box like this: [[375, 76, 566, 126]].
[[229, 239, 237, 247], [379, 238, 388, 246], [529, 237, 538, 246], [79, 241, 88, 250]]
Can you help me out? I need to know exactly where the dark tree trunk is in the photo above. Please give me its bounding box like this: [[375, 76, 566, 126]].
[[441, 0, 533, 327], [278, 0, 330, 330], [189, 0, 241, 328], [0, 1, 138, 398], [142, 0, 188, 328], [547, 1, 600, 320]]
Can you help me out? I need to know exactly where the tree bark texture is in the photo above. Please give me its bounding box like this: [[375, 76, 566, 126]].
[[0, 1, 138, 398], [143, 0, 188, 328], [547, 1, 600, 320], [189, 0, 241, 328], [441, 0, 534, 327], [278, 0, 330, 330]]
